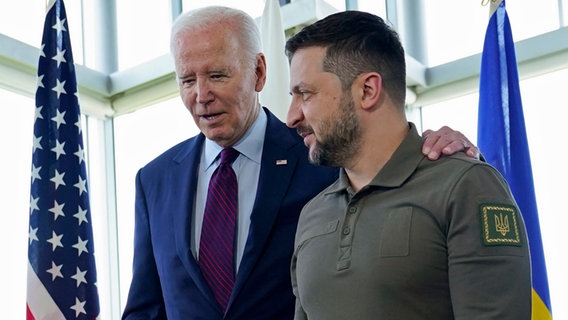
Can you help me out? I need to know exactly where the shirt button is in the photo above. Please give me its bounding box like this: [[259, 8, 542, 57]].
[[343, 227, 351, 235], [348, 207, 357, 214]]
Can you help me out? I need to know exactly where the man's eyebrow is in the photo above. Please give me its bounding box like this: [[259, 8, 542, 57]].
[[291, 82, 308, 93], [177, 68, 230, 80], [207, 67, 231, 74], [177, 74, 193, 80]]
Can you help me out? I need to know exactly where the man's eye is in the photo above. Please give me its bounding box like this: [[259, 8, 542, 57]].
[[300, 91, 312, 100], [181, 79, 195, 86]]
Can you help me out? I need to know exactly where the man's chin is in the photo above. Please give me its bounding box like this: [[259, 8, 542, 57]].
[[308, 147, 323, 166]]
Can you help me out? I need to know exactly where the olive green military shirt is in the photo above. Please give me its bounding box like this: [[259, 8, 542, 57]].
[[291, 123, 531, 320]]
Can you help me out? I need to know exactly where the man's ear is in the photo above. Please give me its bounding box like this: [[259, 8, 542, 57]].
[[359, 72, 382, 110], [255, 53, 267, 92]]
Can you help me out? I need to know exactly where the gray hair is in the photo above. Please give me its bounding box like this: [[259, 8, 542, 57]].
[[170, 6, 262, 66]]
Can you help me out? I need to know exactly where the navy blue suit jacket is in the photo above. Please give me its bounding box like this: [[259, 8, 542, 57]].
[[122, 108, 338, 320]]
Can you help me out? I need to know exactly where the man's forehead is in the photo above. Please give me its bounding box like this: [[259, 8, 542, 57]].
[[175, 57, 233, 74], [291, 47, 326, 66]]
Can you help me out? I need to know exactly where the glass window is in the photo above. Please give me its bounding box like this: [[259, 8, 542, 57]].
[[519, 69, 568, 320], [0, 87, 104, 318], [323, 0, 346, 11], [114, 97, 199, 311], [83, 114, 114, 320], [420, 68, 568, 319], [419, 93, 478, 142], [116, 0, 172, 70], [506, 0, 561, 39], [0, 89, 35, 319], [357, 0, 386, 17], [0, 1, 44, 47], [182, 0, 267, 19], [0, 1, 84, 64], [423, 0, 560, 66], [562, 0, 568, 26]]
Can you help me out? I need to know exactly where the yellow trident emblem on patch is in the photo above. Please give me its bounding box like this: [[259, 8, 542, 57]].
[[494, 212, 510, 236], [480, 204, 521, 246]]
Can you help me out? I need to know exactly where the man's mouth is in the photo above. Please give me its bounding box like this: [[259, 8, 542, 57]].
[[297, 127, 314, 139], [202, 113, 222, 121]]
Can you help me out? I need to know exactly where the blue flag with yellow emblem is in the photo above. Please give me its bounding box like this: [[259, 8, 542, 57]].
[[477, 1, 552, 318]]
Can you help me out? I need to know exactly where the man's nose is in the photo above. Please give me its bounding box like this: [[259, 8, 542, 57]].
[[286, 98, 304, 128], [195, 77, 213, 104]]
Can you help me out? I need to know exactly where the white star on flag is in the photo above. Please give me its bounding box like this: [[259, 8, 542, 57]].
[[74, 145, 85, 164], [50, 169, 66, 189], [51, 140, 66, 160], [52, 17, 67, 34], [48, 200, 65, 220], [74, 206, 88, 225], [52, 48, 67, 67], [47, 231, 64, 251], [70, 298, 87, 317], [71, 267, 88, 287], [51, 109, 66, 129], [46, 262, 64, 281], [52, 78, 66, 98], [29, 227, 39, 245], [31, 165, 42, 183], [29, 196, 40, 213], [72, 236, 89, 256], [32, 135, 43, 152], [74, 176, 88, 195]]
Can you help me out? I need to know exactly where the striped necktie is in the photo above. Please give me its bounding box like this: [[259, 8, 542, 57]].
[[199, 147, 239, 311]]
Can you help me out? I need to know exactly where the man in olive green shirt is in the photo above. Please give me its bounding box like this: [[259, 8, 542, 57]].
[[285, 10, 531, 320]]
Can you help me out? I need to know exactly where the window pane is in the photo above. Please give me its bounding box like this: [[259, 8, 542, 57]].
[[182, 0, 267, 19], [0, 0, 84, 64], [0, 88, 107, 318], [520, 68, 568, 320], [114, 98, 199, 312], [420, 68, 568, 319], [116, 0, 171, 69], [423, 0, 560, 66], [563, 0, 568, 26], [357, 0, 386, 16], [323, 0, 346, 11], [420, 93, 478, 144], [0, 1, 44, 47], [506, 0, 560, 39], [0, 89, 34, 319]]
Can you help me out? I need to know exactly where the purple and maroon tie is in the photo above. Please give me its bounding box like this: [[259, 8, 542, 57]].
[[199, 147, 239, 311]]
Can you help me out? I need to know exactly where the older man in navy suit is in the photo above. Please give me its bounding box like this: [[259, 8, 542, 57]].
[[121, 6, 478, 320]]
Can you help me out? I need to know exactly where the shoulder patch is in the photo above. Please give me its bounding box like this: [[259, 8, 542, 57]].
[[480, 203, 522, 246]]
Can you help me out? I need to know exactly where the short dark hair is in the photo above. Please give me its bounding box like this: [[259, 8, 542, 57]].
[[285, 10, 406, 106]]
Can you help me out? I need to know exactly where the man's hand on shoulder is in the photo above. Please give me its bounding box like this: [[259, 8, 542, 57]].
[[422, 126, 480, 161]]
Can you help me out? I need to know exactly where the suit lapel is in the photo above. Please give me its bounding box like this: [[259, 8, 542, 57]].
[[171, 135, 220, 309], [171, 110, 303, 315], [229, 109, 300, 308]]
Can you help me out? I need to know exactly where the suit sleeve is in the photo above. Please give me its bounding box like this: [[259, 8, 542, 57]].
[[121, 170, 167, 320], [446, 163, 531, 319]]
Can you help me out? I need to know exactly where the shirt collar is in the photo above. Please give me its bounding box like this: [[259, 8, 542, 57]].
[[326, 122, 424, 194], [203, 108, 267, 171]]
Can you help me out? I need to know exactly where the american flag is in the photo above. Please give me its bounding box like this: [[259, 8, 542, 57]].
[[27, 0, 100, 319]]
